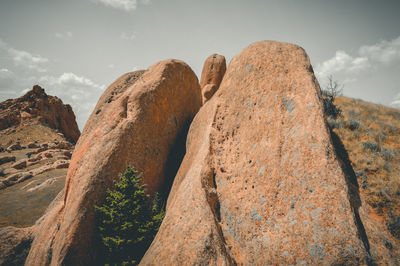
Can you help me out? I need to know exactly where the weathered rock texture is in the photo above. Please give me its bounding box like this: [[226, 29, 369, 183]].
[[0, 85, 80, 143], [26, 61, 202, 265], [200, 54, 226, 104], [141, 41, 400, 265]]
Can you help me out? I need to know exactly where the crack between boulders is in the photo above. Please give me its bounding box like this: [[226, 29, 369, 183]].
[[199, 103, 237, 265]]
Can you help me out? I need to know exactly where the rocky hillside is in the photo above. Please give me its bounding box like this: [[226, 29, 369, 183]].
[[0, 85, 80, 145], [0, 87, 79, 265], [1, 41, 399, 265]]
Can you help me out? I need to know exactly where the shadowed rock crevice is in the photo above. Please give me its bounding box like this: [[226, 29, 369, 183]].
[[159, 120, 191, 201], [330, 129, 373, 262], [201, 167, 236, 265]]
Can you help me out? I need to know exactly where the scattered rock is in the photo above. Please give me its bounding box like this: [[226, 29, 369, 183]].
[[53, 160, 69, 169], [6, 143, 21, 151], [2, 172, 33, 187], [11, 159, 27, 169], [26, 176, 63, 193], [0, 155, 16, 165], [27, 142, 40, 149], [2, 168, 18, 176]]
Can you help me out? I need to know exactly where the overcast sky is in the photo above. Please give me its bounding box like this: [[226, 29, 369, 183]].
[[1, 0, 399, 129]]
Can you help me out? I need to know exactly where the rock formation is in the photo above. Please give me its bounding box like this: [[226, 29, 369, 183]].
[[141, 41, 400, 264], [26, 61, 202, 265], [199, 54, 226, 104], [0, 85, 80, 143]]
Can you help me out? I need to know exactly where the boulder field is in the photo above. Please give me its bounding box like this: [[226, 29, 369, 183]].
[[25, 60, 202, 265], [24, 41, 400, 265]]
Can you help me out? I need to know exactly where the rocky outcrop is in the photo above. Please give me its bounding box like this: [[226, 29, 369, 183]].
[[0, 85, 80, 143], [26, 60, 202, 265], [141, 41, 400, 265], [199, 54, 226, 104]]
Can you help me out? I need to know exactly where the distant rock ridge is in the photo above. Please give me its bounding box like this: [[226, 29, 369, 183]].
[[0, 85, 80, 143]]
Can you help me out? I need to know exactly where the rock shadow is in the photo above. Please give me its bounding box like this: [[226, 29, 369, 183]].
[[159, 120, 191, 203], [329, 128, 373, 264]]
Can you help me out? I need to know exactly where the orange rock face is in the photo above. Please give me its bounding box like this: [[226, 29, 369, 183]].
[[0, 85, 80, 143], [141, 41, 400, 265], [199, 54, 226, 103], [25, 60, 202, 265]]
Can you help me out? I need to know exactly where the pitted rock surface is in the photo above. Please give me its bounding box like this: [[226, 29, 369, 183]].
[[26, 60, 202, 265], [141, 41, 400, 265]]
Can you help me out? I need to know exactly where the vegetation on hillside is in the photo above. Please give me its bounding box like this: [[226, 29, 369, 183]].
[[328, 95, 400, 240], [95, 166, 165, 265]]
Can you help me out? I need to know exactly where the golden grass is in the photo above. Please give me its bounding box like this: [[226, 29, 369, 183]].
[[332, 96, 400, 238]]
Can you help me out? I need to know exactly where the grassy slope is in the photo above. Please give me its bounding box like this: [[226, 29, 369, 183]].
[[331, 96, 400, 239]]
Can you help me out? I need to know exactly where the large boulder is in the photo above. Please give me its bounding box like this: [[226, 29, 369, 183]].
[[26, 60, 202, 265], [199, 54, 226, 103], [141, 41, 400, 265]]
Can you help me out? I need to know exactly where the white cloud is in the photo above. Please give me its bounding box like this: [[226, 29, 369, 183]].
[[108, 64, 115, 68], [55, 31, 73, 40], [38, 72, 105, 128], [359, 36, 400, 65], [0, 68, 13, 79], [95, 0, 137, 11], [316, 36, 400, 81], [315, 50, 370, 81], [0, 39, 49, 73], [120, 32, 136, 40]]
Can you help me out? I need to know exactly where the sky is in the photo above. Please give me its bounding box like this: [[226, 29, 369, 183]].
[[0, 0, 399, 129]]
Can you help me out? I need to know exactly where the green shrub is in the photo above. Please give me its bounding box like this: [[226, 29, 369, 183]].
[[95, 166, 165, 265], [347, 118, 360, 131]]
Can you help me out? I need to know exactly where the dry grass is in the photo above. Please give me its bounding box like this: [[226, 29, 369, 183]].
[[331, 96, 400, 238]]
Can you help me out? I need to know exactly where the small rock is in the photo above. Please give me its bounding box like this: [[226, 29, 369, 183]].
[[6, 143, 21, 151], [0, 155, 16, 165], [11, 159, 27, 169]]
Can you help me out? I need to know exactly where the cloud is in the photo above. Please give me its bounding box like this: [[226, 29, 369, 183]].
[[359, 36, 400, 65], [38, 72, 105, 128], [316, 36, 400, 81], [95, 0, 138, 11], [316, 50, 370, 80], [0, 68, 14, 79], [0, 39, 49, 73], [120, 32, 136, 40], [55, 31, 73, 40]]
